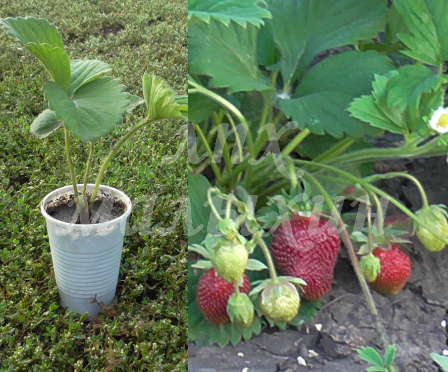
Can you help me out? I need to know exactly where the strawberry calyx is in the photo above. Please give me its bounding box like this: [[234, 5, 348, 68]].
[[359, 253, 381, 282], [226, 291, 254, 328]]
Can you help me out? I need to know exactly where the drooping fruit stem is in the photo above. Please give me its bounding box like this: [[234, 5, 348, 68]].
[[281, 128, 311, 157], [255, 234, 279, 284], [195, 124, 222, 184], [369, 191, 385, 239], [207, 188, 223, 221], [365, 172, 429, 209], [302, 172, 389, 348]]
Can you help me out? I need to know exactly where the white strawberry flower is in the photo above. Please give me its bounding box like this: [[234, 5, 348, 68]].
[[430, 106, 448, 133]]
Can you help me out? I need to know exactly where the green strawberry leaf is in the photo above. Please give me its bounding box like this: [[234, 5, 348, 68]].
[[279, 51, 392, 138], [188, 0, 271, 27], [191, 260, 213, 270], [30, 109, 62, 138], [43, 77, 130, 142], [126, 95, 145, 113], [142, 73, 182, 120], [0, 17, 63, 47], [265, 0, 387, 86], [430, 353, 448, 371], [188, 93, 219, 123], [394, 0, 448, 70], [383, 345, 396, 368], [357, 347, 385, 368], [189, 19, 271, 93], [366, 367, 387, 372], [68, 60, 111, 96], [188, 244, 211, 259], [175, 95, 188, 121]]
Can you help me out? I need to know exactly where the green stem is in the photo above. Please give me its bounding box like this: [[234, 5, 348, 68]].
[[64, 129, 80, 211], [323, 137, 439, 165], [225, 196, 233, 219], [296, 161, 448, 244], [82, 142, 94, 197], [255, 234, 278, 283], [188, 78, 247, 125], [287, 157, 298, 192], [215, 114, 232, 175], [281, 129, 311, 157], [369, 191, 385, 238], [302, 172, 388, 346], [366, 172, 429, 209], [207, 188, 222, 221], [90, 116, 155, 205], [243, 121, 256, 190], [225, 113, 244, 166], [313, 137, 356, 163], [194, 124, 222, 184]]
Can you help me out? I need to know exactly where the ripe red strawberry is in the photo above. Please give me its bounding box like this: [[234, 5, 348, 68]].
[[369, 244, 410, 295], [195, 268, 250, 325], [270, 214, 340, 301]]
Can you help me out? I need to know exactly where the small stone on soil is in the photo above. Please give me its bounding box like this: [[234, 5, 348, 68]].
[[237, 352, 244, 357], [297, 356, 307, 366]]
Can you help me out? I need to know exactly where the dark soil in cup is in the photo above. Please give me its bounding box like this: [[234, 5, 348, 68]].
[[45, 192, 126, 224]]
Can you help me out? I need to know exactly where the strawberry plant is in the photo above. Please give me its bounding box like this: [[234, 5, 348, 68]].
[[0, 17, 187, 222], [188, 0, 448, 348]]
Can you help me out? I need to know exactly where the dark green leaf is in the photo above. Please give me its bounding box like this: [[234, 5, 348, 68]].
[[394, 0, 448, 69], [279, 51, 392, 138], [266, 0, 388, 86], [189, 19, 271, 93], [188, 0, 271, 27]]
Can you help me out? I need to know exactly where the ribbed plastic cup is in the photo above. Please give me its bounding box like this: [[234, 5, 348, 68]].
[[40, 184, 132, 317]]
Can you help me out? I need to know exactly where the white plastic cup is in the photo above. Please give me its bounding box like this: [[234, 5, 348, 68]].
[[40, 184, 132, 317]]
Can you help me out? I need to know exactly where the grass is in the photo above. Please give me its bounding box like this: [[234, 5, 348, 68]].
[[0, 0, 187, 370]]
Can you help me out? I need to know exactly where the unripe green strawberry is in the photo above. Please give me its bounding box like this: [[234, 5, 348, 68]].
[[210, 240, 248, 283], [259, 281, 300, 323], [414, 205, 448, 252]]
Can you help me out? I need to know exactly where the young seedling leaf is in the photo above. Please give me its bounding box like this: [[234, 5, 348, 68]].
[[142, 73, 182, 120], [26, 44, 71, 91], [366, 367, 387, 372], [0, 17, 64, 48], [30, 109, 62, 138], [43, 77, 130, 142], [68, 60, 111, 96], [188, 0, 271, 27], [384, 344, 396, 368], [394, 0, 448, 70], [357, 347, 384, 367], [430, 353, 448, 371], [189, 19, 271, 93]]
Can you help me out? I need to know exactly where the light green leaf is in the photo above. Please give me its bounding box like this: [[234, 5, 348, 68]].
[[142, 73, 182, 120], [394, 0, 448, 69], [357, 347, 384, 367], [191, 260, 213, 270], [189, 19, 271, 93], [188, 244, 210, 259], [26, 43, 70, 91], [246, 259, 268, 271], [384, 345, 396, 368], [68, 60, 111, 96], [430, 353, 448, 371], [0, 17, 63, 48], [366, 367, 386, 372], [30, 109, 62, 138], [279, 51, 392, 138], [386, 65, 443, 112], [266, 0, 388, 86], [43, 77, 130, 142], [188, 0, 271, 27]]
